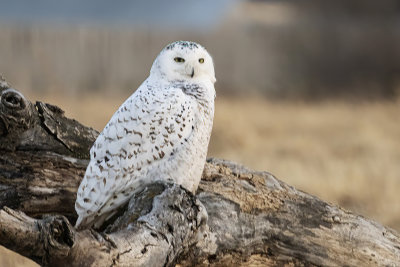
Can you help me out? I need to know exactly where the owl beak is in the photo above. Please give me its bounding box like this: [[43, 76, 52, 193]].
[[185, 65, 195, 78]]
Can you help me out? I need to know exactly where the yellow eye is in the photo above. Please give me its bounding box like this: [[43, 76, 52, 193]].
[[199, 58, 204, 63], [174, 57, 185, 63]]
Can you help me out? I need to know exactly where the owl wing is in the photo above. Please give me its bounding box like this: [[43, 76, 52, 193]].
[[75, 83, 197, 229]]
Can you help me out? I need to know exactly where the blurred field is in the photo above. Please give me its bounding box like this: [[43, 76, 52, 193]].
[[1, 1, 400, 100]]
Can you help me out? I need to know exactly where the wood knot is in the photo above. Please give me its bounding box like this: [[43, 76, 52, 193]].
[[1, 88, 27, 111], [41, 215, 75, 248]]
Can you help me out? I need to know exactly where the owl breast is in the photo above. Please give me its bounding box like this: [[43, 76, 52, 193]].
[[145, 81, 215, 193]]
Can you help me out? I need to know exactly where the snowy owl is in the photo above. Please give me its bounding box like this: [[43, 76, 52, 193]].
[[75, 41, 216, 229]]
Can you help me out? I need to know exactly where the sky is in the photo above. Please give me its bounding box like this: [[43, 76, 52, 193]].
[[0, 0, 238, 29]]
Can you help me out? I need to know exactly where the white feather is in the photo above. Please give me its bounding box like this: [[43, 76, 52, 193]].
[[75, 41, 216, 229]]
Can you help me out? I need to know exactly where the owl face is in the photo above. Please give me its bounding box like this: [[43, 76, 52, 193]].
[[151, 41, 216, 84]]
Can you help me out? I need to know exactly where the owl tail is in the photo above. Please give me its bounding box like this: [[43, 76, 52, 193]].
[[74, 215, 92, 230], [75, 210, 118, 230]]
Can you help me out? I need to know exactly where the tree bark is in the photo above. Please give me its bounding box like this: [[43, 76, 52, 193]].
[[0, 77, 399, 266]]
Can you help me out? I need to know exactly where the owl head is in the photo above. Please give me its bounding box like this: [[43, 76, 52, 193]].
[[150, 41, 216, 84]]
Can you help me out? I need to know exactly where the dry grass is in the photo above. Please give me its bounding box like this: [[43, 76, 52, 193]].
[[3, 93, 400, 266]]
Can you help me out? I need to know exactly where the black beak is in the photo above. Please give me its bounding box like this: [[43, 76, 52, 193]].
[[190, 68, 194, 78]]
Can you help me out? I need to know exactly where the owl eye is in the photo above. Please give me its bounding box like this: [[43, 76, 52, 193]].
[[199, 58, 204, 63], [174, 57, 185, 63]]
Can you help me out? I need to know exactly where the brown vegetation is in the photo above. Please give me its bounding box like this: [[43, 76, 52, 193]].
[[1, 1, 399, 99]]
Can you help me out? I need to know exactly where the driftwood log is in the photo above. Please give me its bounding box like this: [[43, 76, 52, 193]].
[[0, 76, 399, 266]]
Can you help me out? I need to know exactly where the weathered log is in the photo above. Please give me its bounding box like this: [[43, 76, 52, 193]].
[[0, 182, 207, 266], [0, 77, 399, 266]]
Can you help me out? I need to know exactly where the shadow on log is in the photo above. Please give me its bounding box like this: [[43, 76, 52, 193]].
[[0, 75, 399, 266]]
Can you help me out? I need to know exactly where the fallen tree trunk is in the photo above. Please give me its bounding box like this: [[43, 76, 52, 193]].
[[0, 76, 399, 266]]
